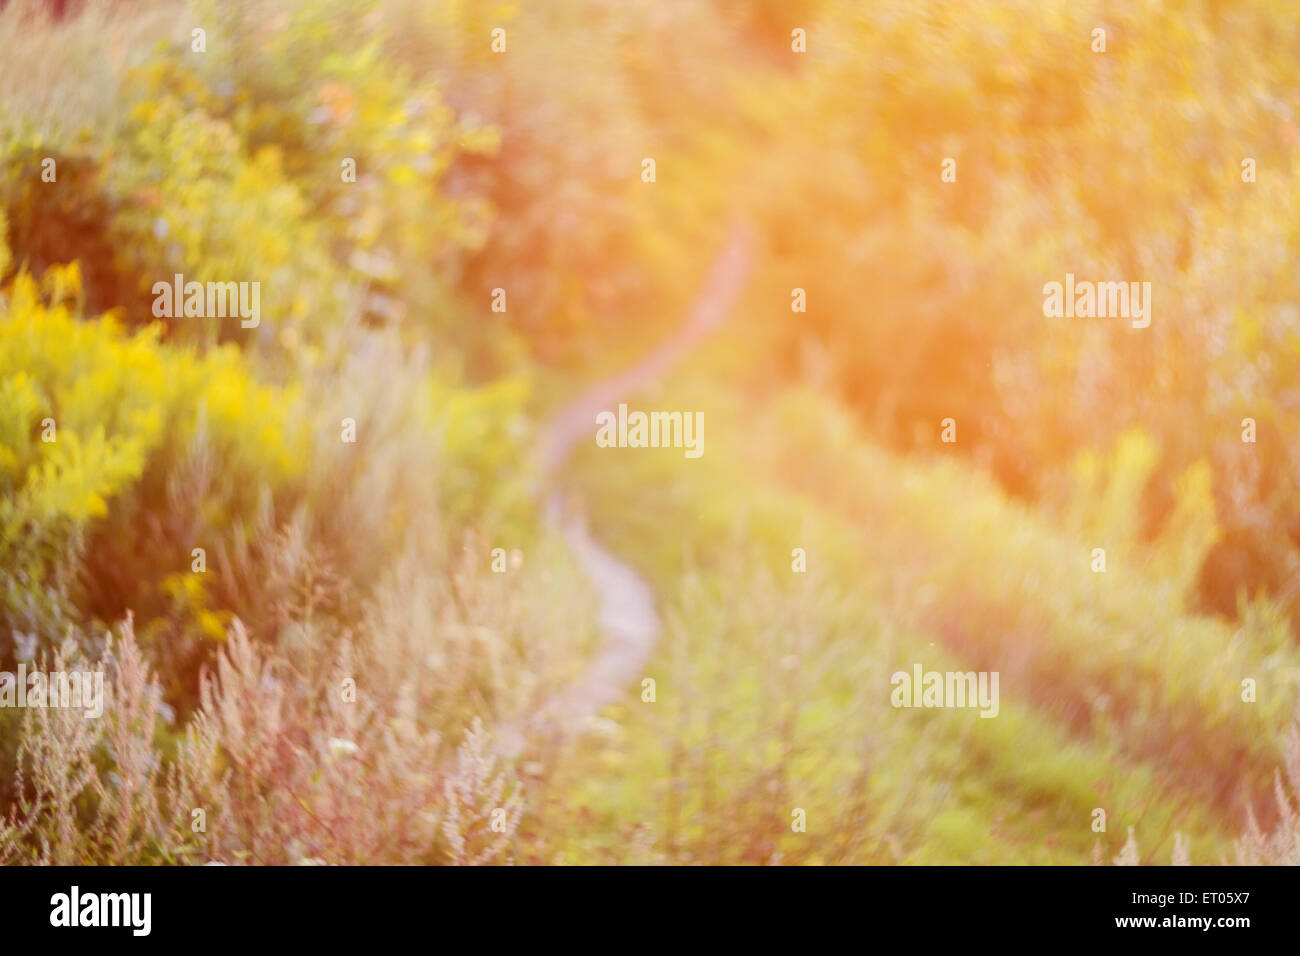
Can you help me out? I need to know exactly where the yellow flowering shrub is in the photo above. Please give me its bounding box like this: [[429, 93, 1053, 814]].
[[119, 0, 496, 344], [0, 265, 303, 646], [111, 94, 341, 349]]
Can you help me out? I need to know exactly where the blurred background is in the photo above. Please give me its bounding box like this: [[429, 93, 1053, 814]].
[[0, 0, 1297, 864]]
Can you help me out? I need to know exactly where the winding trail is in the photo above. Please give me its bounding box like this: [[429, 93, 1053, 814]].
[[498, 225, 753, 756]]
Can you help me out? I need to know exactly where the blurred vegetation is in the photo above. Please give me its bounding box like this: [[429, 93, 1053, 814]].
[[0, 0, 1297, 864]]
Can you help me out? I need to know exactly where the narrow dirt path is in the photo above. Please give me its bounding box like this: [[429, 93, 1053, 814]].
[[497, 225, 753, 755]]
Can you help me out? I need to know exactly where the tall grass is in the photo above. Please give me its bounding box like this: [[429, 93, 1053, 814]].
[[0, 0, 185, 142]]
